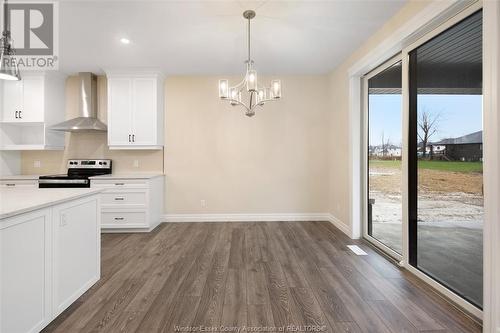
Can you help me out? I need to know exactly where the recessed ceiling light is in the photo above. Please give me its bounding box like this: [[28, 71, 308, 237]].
[[120, 38, 131, 45]]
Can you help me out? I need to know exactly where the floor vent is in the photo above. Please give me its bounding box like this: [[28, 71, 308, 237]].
[[347, 245, 368, 256]]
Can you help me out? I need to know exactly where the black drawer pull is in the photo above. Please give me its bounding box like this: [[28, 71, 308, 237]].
[[114, 183, 125, 186], [5, 183, 15, 187], [114, 217, 125, 220], [114, 197, 125, 201]]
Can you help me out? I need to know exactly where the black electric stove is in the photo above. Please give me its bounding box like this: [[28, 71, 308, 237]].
[[39, 159, 112, 188]]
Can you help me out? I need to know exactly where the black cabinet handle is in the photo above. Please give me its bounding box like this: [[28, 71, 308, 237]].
[[128, 134, 131, 142], [114, 217, 125, 220], [15, 111, 18, 119], [132, 134, 135, 142], [19, 111, 22, 119]]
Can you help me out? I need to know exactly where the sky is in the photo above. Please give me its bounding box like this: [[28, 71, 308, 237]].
[[368, 94, 483, 147]]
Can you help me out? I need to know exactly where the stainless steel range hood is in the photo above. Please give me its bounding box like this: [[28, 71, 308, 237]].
[[50, 72, 107, 132]]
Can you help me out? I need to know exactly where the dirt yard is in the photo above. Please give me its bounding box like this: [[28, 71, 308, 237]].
[[369, 167, 483, 196]]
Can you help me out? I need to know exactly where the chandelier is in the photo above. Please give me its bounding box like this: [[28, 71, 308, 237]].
[[218, 10, 281, 117]]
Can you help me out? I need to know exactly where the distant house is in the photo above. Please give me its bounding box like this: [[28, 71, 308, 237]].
[[417, 144, 446, 157], [434, 130, 483, 162], [369, 144, 402, 158]]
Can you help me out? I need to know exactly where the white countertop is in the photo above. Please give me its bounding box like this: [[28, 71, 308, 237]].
[[0, 188, 103, 220], [1, 175, 40, 180], [89, 173, 164, 180]]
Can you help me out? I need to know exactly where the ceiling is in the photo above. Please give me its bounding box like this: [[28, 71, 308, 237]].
[[57, 0, 407, 75]]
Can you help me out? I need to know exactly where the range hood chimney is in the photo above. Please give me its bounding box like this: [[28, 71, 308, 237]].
[[50, 72, 107, 132]]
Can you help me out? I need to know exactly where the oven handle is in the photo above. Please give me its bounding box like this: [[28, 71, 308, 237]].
[[38, 179, 89, 184]]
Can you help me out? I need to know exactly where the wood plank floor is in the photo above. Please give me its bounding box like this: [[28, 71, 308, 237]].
[[42, 222, 482, 333]]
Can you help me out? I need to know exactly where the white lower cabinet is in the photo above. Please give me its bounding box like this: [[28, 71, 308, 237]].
[[91, 175, 164, 232], [0, 209, 52, 333], [0, 180, 38, 188], [0, 194, 100, 333], [51, 198, 100, 317]]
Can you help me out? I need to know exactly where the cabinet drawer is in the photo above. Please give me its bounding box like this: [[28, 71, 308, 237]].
[[101, 211, 147, 228], [100, 191, 147, 207], [91, 179, 148, 188], [0, 180, 38, 188]]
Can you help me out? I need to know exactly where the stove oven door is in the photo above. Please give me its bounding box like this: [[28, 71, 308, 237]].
[[38, 179, 90, 188]]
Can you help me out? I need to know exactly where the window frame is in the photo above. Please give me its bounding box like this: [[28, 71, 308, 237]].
[[362, 53, 403, 262], [401, 2, 484, 317]]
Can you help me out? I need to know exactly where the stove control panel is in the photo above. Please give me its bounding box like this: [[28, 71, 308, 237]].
[[67, 159, 112, 169]]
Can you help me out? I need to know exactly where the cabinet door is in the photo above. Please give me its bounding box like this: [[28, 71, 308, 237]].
[[2, 80, 23, 122], [132, 78, 157, 145], [108, 78, 133, 146], [52, 197, 99, 316], [22, 75, 45, 122], [0, 209, 52, 333]]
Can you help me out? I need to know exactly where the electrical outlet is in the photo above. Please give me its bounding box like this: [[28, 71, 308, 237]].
[[133, 160, 139, 168], [60, 214, 67, 227], [34, 160, 41, 168], [200, 199, 207, 208]]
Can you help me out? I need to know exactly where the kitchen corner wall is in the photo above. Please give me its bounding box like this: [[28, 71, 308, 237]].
[[21, 76, 164, 174], [164, 75, 330, 215]]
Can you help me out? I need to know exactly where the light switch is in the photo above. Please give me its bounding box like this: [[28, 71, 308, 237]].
[[60, 214, 67, 227]]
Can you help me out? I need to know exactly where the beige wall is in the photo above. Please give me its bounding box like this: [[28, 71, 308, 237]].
[[327, 1, 432, 228], [165, 76, 330, 214], [20, 0, 432, 220], [21, 75, 330, 215], [21, 76, 164, 175]]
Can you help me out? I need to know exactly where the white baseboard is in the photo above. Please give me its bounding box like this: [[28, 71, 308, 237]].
[[161, 213, 352, 237], [162, 213, 330, 223], [327, 214, 351, 237]]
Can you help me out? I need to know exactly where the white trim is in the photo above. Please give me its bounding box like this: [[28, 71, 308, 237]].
[[162, 213, 331, 223], [162, 213, 352, 237], [361, 55, 403, 260], [349, 76, 363, 239], [327, 214, 351, 236], [483, 0, 500, 331]]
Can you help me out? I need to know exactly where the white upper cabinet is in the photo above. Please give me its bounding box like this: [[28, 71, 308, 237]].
[[106, 71, 164, 150], [0, 72, 66, 150], [108, 78, 133, 146]]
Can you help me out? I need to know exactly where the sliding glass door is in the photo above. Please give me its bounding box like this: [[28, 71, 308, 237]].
[[408, 10, 483, 308], [365, 58, 403, 256]]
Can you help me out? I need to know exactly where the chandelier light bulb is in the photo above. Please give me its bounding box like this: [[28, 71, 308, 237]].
[[272, 80, 282, 99], [247, 69, 257, 92], [219, 79, 229, 99], [230, 88, 240, 105], [257, 89, 265, 103]]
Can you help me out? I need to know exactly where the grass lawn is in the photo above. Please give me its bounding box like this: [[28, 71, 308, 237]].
[[369, 159, 483, 173]]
